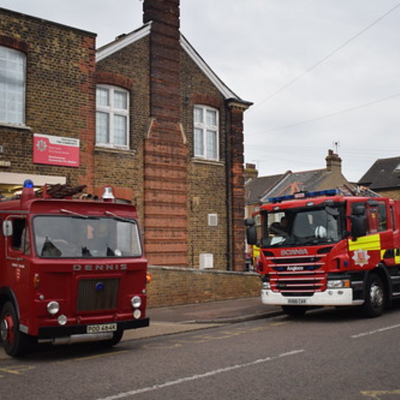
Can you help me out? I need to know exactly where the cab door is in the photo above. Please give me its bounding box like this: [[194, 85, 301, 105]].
[[3, 216, 31, 299]]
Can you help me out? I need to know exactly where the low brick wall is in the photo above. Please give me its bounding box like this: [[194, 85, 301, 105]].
[[146, 266, 261, 308]]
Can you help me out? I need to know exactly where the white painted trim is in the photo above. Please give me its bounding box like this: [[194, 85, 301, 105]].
[[96, 23, 152, 62], [96, 23, 245, 102], [180, 35, 239, 100], [0, 172, 66, 186]]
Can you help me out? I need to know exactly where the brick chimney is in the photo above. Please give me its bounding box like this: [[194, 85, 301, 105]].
[[244, 163, 258, 181], [143, 0, 188, 267], [143, 0, 180, 122], [325, 149, 342, 172]]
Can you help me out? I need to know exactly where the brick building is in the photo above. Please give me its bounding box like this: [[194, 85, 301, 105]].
[[0, 0, 252, 271]]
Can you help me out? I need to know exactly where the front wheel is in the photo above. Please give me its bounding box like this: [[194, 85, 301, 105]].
[[0, 301, 29, 357], [362, 273, 386, 318], [282, 305, 308, 317]]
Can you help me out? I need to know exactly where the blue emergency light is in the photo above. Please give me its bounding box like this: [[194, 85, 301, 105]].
[[268, 189, 338, 204], [23, 179, 34, 188]]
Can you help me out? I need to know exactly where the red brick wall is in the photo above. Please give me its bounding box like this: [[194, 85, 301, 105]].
[[95, 36, 151, 219], [0, 8, 96, 190], [143, 0, 189, 266], [227, 103, 247, 271], [147, 266, 260, 307]]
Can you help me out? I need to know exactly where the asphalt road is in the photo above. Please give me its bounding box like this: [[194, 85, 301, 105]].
[[1, 306, 400, 400]]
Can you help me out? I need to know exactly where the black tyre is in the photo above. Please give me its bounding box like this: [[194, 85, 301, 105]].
[[0, 301, 29, 357], [362, 273, 386, 318], [282, 305, 308, 317]]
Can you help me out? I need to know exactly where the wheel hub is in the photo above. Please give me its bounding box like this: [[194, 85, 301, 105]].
[[370, 283, 384, 308], [0, 318, 10, 342]]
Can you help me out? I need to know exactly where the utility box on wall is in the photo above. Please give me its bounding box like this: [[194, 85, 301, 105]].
[[199, 253, 213, 269]]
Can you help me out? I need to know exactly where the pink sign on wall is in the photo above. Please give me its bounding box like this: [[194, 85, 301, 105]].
[[33, 134, 80, 167]]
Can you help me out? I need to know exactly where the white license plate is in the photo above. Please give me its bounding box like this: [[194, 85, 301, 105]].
[[287, 299, 307, 305], [87, 323, 117, 333]]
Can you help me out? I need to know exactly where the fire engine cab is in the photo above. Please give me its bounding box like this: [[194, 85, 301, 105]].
[[0, 180, 149, 357], [245, 189, 400, 318]]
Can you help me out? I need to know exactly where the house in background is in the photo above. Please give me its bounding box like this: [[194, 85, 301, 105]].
[[358, 156, 400, 200], [0, 0, 252, 272], [245, 150, 353, 218], [244, 163, 286, 219]]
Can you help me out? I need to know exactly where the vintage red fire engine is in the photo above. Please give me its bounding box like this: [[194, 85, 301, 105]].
[[0, 180, 149, 357]]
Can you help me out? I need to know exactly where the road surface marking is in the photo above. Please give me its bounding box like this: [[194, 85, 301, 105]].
[[361, 389, 400, 399], [96, 349, 305, 400], [351, 323, 400, 339], [0, 365, 36, 378]]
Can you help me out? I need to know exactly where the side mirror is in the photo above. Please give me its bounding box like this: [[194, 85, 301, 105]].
[[350, 215, 367, 238], [245, 218, 257, 245], [246, 226, 257, 245], [244, 218, 255, 227], [352, 205, 365, 216], [350, 204, 367, 238], [2, 220, 13, 237]]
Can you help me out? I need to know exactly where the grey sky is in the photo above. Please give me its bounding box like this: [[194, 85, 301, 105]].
[[2, 0, 400, 182]]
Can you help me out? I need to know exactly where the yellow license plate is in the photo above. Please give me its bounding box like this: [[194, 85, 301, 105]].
[[87, 323, 117, 333]]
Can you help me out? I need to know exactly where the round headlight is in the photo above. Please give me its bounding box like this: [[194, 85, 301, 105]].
[[47, 301, 60, 315], [131, 296, 142, 309], [58, 314, 68, 326]]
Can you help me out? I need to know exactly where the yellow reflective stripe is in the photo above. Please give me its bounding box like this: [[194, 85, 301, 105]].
[[349, 234, 381, 252], [395, 249, 400, 264], [253, 245, 260, 257]]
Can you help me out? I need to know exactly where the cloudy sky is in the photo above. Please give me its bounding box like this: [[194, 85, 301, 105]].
[[2, 0, 400, 182]]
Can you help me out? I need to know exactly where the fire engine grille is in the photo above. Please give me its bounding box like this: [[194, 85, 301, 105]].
[[77, 278, 120, 312], [267, 255, 327, 297]]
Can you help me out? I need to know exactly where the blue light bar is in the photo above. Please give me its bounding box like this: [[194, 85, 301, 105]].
[[268, 189, 339, 203]]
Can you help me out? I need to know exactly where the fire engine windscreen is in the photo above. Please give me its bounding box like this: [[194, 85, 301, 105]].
[[33, 216, 142, 258], [263, 206, 342, 247]]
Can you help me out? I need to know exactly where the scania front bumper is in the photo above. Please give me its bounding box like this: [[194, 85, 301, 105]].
[[261, 288, 363, 306]]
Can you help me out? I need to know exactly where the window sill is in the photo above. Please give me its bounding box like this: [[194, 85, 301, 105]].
[[95, 145, 136, 156], [192, 158, 224, 167], [0, 122, 32, 131]]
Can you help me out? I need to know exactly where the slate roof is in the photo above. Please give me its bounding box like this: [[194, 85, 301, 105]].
[[246, 163, 353, 205], [259, 168, 335, 202], [358, 156, 400, 190], [245, 173, 287, 204]]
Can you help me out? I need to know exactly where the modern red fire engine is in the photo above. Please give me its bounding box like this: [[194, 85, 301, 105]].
[[245, 189, 400, 318], [0, 180, 149, 357]]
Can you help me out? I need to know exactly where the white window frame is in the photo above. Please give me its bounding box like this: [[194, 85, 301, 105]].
[[96, 84, 130, 149], [0, 46, 26, 125], [194, 105, 219, 161]]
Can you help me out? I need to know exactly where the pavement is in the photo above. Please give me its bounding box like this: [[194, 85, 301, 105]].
[[0, 297, 282, 359], [123, 296, 283, 341]]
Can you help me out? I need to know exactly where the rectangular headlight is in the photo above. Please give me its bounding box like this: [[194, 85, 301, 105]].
[[327, 280, 350, 288], [262, 282, 271, 290]]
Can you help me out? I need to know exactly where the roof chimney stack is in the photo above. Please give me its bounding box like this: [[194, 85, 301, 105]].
[[326, 149, 342, 172]]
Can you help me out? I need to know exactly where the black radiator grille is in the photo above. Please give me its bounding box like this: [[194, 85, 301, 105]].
[[77, 278, 120, 312]]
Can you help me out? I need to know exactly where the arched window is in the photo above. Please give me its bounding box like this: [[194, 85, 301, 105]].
[[96, 85, 129, 149], [194, 105, 219, 161], [0, 46, 26, 125]]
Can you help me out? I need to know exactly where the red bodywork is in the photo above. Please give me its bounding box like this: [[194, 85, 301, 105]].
[[0, 186, 149, 346], [251, 194, 400, 306]]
